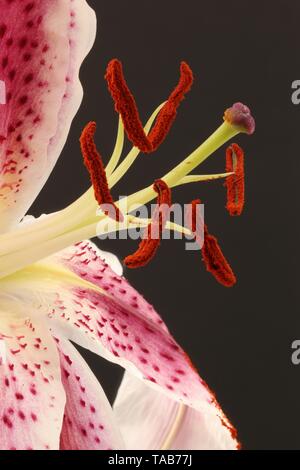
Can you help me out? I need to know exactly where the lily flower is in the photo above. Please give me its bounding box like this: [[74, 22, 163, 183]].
[[0, 0, 255, 450]]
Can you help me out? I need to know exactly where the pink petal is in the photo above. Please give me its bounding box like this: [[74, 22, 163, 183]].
[[114, 372, 239, 450], [51, 241, 169, 330], [57, 337, 124, 450], [0, 0, 96, 231], [2, 240, 238, 438], [46, 243, 208, 411], [0, 311, 65, 450]]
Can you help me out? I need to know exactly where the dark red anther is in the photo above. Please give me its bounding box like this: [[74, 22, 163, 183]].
[[202, 229, 237, 288], [225, 143, 245, 216], [105, 59, 194, 153], [188, 199, 236, 287], [80, 122, 123, 222], [190, 199, 201, 234], [124, 179, 172, 268]]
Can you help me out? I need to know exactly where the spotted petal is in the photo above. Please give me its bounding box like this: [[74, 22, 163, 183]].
[[0, 0, 96, 231], [114, 372, 238, 450], [0, 302, 65, 450], [0, 240, 238, 448], [57, 337, 125, 450]]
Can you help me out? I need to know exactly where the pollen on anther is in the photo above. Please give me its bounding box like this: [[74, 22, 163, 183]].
[[80, 121, 123, 222], [188, 199, 236, 287], [105, 59, 194, 153], [124, 179, 171, 268], [225, 143, 245, 216]]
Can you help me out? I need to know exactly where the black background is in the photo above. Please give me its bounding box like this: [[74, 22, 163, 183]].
[[30, 0, 300, 450]]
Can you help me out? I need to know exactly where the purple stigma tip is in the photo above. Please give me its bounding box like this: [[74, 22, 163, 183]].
[[224, 102, 255, 135]]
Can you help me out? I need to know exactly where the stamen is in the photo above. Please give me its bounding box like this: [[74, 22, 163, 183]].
[[225, 143, 245, 216], [124, 179, 171, 268], [105, 59, 193, 153], [202, 230, 237, 287], [80, 122, 123, 222], [189, 200, 237, 287], [190, 199, 201, 234], [176, 172, 234, 187]]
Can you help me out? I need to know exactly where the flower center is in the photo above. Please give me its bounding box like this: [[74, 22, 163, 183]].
[[0, 60, 255, 285]]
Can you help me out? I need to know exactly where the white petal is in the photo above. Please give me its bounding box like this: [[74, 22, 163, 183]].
[[114, 372, 239, 450]]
